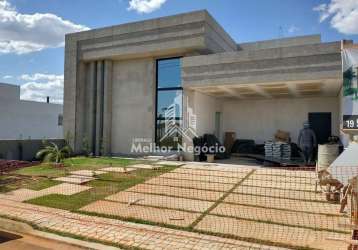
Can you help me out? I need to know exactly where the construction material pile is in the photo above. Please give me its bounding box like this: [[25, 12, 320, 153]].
[[265, 141, 291, 160]]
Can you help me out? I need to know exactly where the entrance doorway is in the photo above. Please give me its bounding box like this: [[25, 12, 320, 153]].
[[308, 112, 332, 144]]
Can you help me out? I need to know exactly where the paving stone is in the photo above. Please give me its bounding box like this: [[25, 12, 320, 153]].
[[4, 188, 41, 202], [182, 164, 252, 173], [243, 177, 316, 192], [155, 161, 184, 166], [54, 175, 95, 184], [126, 184, 224, 201], [80, 200, 200, 227], [39, 183, 92, 196], [195, 215, 349, 250], [99, 167, 136, 173], [249, 173, 316, 185], [106, 191, 214, 212], [211, 203, 350, 232], [0, 199, 282, 250], [173, 168, 250, 178], [224, 193, 341, 215], [4, 183, 91, 202], [255, 169, 316, 179], [145, 177, 235, 192], [159, 172, 240, 184], [128, 164, 155, 169], [233, 185, 326, 201], [70, 170, 106, 177]]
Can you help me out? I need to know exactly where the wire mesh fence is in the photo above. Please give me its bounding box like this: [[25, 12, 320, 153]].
[[0, 157, 357, 249]]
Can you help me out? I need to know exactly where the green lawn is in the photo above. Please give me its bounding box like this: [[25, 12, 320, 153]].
[[1, 157, 154, 195], [0, 175, 60, 193], [26, 166, 176, 211], [14, 157, 141, 178]]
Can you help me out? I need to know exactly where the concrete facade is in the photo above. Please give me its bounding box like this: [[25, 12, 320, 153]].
[[0, 83, 63, 140], [64, 10, 344, 158]]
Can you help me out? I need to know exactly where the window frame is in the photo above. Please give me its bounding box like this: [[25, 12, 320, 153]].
[[155, 57, 183, 148]]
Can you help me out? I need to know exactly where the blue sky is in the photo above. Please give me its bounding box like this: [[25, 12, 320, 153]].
[[0, 0, 358, 103]]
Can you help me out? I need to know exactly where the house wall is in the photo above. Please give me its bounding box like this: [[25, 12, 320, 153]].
[[111, 58, 156, 154], [0, 83, 63, 140], [222, 97, 339, 144]]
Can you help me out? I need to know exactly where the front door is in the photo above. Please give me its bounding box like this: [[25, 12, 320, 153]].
[[308, 112, 332, 144]]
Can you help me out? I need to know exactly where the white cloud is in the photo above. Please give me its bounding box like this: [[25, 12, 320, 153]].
[[20, 73, 63, 104], [0, 0, 88, 54], [128, 0, 167, 14], [2, 75, 12, 79], [314, 0, 358, 34], [288, 25, 300, 34]]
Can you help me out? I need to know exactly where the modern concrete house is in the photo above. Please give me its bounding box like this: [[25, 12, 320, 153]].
[[0, 82, 63, 140], [64, 10, 344, 160]]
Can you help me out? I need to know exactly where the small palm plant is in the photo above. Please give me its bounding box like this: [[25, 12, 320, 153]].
[[36, 142, 72, 167]]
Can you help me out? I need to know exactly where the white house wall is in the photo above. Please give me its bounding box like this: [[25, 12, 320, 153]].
[[0, 84, 63, 140], [222, 97, 339, 144]]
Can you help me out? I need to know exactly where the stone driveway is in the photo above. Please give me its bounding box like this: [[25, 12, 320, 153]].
[[0, 198, 283, 250], [0, 162, 352, 249], [79, 163, 351, 249]]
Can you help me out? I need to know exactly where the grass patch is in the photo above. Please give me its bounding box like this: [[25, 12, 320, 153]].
[[14, 157, 141, 178], [0, 175, 59, 193], [26, 166, 177, 211]]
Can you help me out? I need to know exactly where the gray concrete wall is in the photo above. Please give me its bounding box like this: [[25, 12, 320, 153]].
[[182, 42, 342, 88], [0, 83, 63, 140], [111, 58, 155, 154], [0, 139, 65, 161], [64, 10, 237, 154], [237, 35, 321, 51], [222, 97, 340, 144]]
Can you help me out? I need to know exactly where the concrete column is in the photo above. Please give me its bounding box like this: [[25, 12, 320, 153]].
[[103, 60, 113, 155], [95, 61, 104, 155], [74, 61, 86, 152], [87, 61, 97, 155]]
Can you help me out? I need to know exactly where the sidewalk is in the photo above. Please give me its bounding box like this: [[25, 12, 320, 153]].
[[0, 197, 284, 250]]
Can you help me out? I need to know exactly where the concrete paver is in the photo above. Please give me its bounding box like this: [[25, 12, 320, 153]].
[[173, 167, 250, 178], [255, 169, 316, 178], [128, 164, 155, 169], [233, 185, 326, 201], [182, 164, 251, 173], [4, 184, 91, 202], [224, 193, 341, 215], [155, 161, 184, 166], [195, 215, 349, 250], [211, 203, 350, 232], [0, 199, 281, 250], [145, 177, 235, 192], [126, 184, 225, 201], [106, 191, 214, 212], [159, 172, 240, 184], [99, 167, 136, 173], [70, 170, 106, 177], [249, 173, 316, 184], [80, 200, 200, 227], [243, 177, 316, 191], [54, 175, 95, 184]]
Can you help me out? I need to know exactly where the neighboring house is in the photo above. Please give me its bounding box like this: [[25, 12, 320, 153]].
[[64, 10, 345, 159], [0, 82, 63, 140]]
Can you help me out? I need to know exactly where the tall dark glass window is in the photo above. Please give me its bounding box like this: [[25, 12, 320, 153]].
[[155, 58, 182, 149]]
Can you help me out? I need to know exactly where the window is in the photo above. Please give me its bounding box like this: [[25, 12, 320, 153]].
[[155, 58, 182, 149], [58, 114, 63, 126]]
